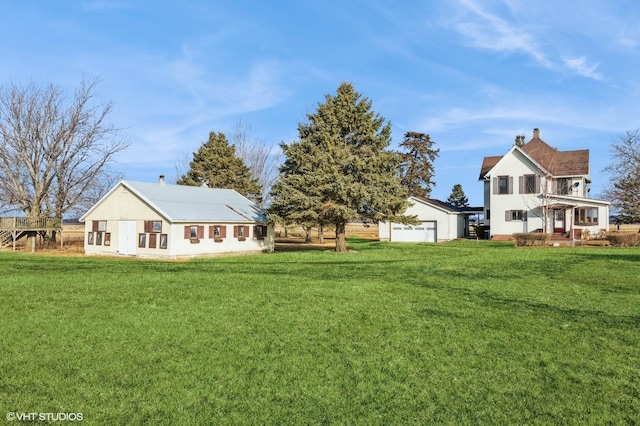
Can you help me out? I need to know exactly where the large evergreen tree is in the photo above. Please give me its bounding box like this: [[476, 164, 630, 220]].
[[447, 184, 470, 208], [269, 83, 410, 252], [177, 131, 262, 203], [398, 132, 439, 197]]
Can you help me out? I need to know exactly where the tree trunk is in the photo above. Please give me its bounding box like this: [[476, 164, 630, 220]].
[[318, 226, 324, 244], [304, 226, 312, 243], [335, 221, 347, 252]]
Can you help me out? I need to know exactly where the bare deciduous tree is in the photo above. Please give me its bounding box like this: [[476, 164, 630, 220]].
[[603, 130, 640, 223], [0, 78, 127, 234], [231, 119, 280, 206]]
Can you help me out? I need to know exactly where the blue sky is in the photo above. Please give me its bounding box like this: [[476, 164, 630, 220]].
[[2, 1, 639, 206]]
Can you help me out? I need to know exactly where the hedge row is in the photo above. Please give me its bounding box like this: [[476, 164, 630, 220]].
[[606, 233, 640, 247], [513, 233, 549, 247]]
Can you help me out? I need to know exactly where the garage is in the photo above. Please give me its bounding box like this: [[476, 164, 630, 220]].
[[390, 221, 437, 242]]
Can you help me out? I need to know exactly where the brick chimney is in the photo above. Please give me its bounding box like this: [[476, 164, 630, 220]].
[[533, 128, 540, 139]]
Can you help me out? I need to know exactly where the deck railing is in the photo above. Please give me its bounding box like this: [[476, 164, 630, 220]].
[[0, 216, 63, 230]]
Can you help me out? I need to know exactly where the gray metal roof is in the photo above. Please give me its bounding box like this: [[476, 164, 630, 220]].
[[122, 180, 267, 223]]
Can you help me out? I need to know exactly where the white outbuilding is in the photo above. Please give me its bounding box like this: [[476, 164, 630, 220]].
[[80, 178, 274, 258], [379, 196, 473, 243]]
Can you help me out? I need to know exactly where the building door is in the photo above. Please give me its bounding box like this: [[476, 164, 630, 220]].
[[553, 209, 565, 233], [391, 221, 436, 242], [119, 221, 137, 255]]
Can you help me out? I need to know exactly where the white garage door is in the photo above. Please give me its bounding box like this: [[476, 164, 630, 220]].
[[391, 221, 436, 242]]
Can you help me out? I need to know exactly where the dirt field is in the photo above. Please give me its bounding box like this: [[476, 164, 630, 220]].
[[610, 223, 640, 233]]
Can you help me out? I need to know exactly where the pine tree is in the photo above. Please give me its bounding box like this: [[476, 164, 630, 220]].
[[447, 184, 470, 208], [398, 132, 439, 197], [177, 132, 262, 203], [269, 83, 411, 252]]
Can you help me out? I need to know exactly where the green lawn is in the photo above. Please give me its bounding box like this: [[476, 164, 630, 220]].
[[1, 240, 639, 424]]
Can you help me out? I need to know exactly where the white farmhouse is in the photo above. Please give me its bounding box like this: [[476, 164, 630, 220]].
[[479, 129, 610, 240], [80, 178, 274, 258]]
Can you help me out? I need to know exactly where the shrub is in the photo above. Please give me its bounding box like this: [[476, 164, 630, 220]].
[[513, 233, 550, 247], [606, 233, 640, 247]]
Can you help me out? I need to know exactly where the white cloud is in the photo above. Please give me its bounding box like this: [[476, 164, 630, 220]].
[[562, 56, 604, 81], [453, 0, 554, 69]]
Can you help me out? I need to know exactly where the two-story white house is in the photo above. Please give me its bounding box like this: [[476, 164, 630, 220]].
[[479, 129, 610, 240]]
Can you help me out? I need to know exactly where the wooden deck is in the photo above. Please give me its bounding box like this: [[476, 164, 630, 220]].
[[0, 216, 63, 251]]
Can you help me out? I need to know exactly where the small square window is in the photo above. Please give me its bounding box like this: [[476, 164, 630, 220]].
[[152, 221, 162, 233], [190, 226, 198, 239]]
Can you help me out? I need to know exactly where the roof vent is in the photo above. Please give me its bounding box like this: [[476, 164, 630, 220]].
[[159, 175, 165, 185]]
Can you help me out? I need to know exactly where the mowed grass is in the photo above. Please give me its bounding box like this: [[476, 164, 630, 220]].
[[1, 240, 639, 424]]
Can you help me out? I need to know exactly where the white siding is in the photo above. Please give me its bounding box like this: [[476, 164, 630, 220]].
[[83, 183, 274, 258], [379, 197, 467, 242]]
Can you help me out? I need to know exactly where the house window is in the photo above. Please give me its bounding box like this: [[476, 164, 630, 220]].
[[505, 210, 527, 222], [92, 220, 107, 232], [87, 232, 94, 245], [234, 225, 249, 240], [144, 220, 162, 233], [96, 232, 103, 245], [209, 225, 227, 240], [495, 176, 512, 194], [104, 233, 111, 246], [575, 207, 598, 225], [521, 175, 538, 194], [159, 234, 167, 249], [254, 225, 268, 240], [138, 233, 146, 248], [149, 233, 157, 249], [184, 225, 204, 240], [556, 178, 570, 195]]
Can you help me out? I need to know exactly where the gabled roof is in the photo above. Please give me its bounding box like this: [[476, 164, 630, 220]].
[[521, 137, 589, 176], [479, 130, 590, 179], [410, 196, 468, 214], [81, 180, 267, 223], [479, 156, 502, 180]]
